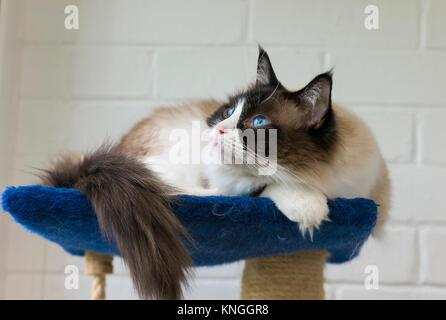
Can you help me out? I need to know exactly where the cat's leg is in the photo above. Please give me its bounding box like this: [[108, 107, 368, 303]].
[[261, 183, 329, 238], [180, 187, 226, 196]]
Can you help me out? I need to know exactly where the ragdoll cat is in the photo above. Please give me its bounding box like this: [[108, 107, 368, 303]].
[[41, 47, 390, 300]]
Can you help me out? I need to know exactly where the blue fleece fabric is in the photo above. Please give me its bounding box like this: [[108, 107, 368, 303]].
[[1, 185, 377, 265]]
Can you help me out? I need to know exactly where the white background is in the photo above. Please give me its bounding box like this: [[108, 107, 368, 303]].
[[0, 0, 445, 299]]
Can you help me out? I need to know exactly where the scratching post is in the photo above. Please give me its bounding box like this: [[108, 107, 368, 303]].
[[241, 250, 328, 300], [85, 251, 113, 300]]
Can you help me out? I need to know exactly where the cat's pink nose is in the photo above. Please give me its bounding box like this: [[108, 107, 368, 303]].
[[216, 124, 228, 135]]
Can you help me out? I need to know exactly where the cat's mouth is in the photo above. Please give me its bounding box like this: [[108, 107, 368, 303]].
[[212, 131, 239, 152], [208, 130, 243, 165]]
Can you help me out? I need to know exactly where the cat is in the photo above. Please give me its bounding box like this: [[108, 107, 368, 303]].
[[41, 46, 390, 300]]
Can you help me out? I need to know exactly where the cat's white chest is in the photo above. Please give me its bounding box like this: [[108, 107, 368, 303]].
[[204, 164, 269, 196]]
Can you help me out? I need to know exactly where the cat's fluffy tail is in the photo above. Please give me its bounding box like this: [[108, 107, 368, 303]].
[[39, 145, 192, 299]]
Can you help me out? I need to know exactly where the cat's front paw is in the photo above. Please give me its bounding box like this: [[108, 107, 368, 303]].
[[278, 195, 330, 239]]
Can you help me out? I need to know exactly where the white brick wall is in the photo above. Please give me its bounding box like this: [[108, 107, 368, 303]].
[[425, 0, 446, 49], [22, 0, 248, 45], [0, 0, 23, 299], [420, 110, 446, 164], [420, 228, 446, 285], [1, 0, 446, 299], [253, 0, 419, 49]]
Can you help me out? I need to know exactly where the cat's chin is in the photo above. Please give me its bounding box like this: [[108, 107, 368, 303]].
[[204, 140, 230, 164]]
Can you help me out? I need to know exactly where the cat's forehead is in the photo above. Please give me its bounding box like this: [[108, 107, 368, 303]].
[[226, 85, 306, 129], [229, 85, 280, 111]]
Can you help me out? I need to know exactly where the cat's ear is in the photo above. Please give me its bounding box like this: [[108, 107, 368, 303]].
[[256, 45, 279, 86], [295, 72, 333, 129]]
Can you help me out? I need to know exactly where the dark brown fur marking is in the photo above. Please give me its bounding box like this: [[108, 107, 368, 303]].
[[40, 146, 192, 299]]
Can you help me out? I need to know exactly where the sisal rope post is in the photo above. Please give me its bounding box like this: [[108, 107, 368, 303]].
[[85, 251, 114, 300], [241, 250, 328, 300]]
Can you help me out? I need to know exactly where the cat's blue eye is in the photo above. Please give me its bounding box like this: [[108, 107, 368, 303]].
[[251, 116, 269, 127], [227, 106, 235, 117]]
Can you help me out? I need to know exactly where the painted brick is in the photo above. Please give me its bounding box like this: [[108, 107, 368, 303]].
[[184, 278, 241, 300], [389, 164, 446, 222], [194, 262, 244, 279], [43, 274, 92, 299], [324, 284, 336, 300], [0, 217, 10, 300], [43, 268, 137, 300], [16, 100, 72, 156], [22, 0, 76, 43], [5, 274, 44, 299], [0, 153, 14, 190], [66, 102, 153, 152], [353, 108, 414, 162], [69, 47, 153, 98], [420, 227, 446, 285], [415, 287, 446, 299], [21, 46, 153, 98], [336, 285, 446, 300], [16, 101, 154, 156], [20, 46, 70, 98], [425, 0, 446, 49], [253, 0, 418, 49], [420, 111, 446, 164], [325, 226, 417, 283], [156, 48, 251, 100], [44, 274, 138, 300], [106, 275, 139, 300], [329, 52, 446, 105], [7, 222, 46, 272], [23, 0, 247, 44], [44, 242, 86, 273]]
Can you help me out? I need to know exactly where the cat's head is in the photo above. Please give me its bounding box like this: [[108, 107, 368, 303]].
[[206, 46, 338, 176]]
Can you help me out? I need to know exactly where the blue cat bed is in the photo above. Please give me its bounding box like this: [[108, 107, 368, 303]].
[[1, 185, 377, 299], [1, 185, 377, 264]]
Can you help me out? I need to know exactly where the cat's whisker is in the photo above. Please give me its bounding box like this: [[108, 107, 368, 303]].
[[221, 140, 305, 188]]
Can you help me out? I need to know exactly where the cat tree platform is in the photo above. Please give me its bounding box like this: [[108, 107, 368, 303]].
[[1, 185, 377, 300]]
